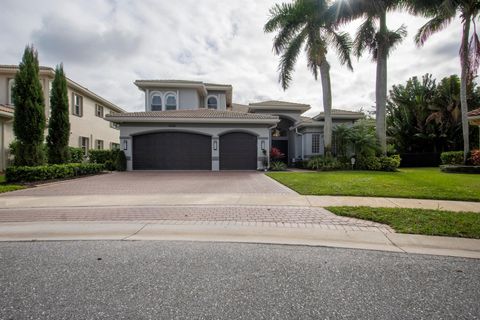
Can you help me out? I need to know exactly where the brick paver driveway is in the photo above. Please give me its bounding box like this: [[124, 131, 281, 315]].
[[4, 171, 294, 196]]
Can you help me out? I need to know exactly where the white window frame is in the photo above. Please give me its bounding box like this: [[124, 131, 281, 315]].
[[151, 93, 162, 111], [72, 93, 83, 116], [312, 134, 320, 154], [164, 92, 177, 111], [95, 104, 104, 118], [79, 136, 89, 155], [8, 79, 15, 105], [207, 95, 218, 109], [95, 139, 104, 150]]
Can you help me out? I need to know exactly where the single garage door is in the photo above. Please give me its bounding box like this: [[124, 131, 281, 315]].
[[133, 132, 212, 170], [220, 132, 257, 170]]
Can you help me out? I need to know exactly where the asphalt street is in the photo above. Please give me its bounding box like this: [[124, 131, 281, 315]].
[[1, 241, 479, 320]]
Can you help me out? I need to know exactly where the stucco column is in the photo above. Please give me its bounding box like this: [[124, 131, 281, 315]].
[[120, 136, 133, 171], [212, 136, 219, 171]]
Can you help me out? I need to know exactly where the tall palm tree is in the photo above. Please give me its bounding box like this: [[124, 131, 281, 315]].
[[328, 0, 407, 154], [264, 0, 353, 154], [411, 0, 480, 163]]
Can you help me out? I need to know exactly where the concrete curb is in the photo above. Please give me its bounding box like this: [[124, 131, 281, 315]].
[[0, 222, 478, 259]]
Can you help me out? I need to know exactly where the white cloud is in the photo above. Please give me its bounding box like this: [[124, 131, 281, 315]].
[[0, 0, 463, 116]]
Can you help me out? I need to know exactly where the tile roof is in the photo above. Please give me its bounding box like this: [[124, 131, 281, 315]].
[[106, 109, 278, 120], [316, 109, 364, 116], [468, 108, 480, 117], [231, 103, 250, 113], [134, 80, 232, 88], [249, 100, 309, 107], [0, 64, 54, 72]]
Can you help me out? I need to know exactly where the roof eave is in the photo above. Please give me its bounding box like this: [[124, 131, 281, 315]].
[[106, 117, 280, 125], [248, 105, 311, 113]]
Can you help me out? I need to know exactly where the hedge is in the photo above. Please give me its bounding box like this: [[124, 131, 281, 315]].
[[440, 151, 464, 165], [5, 163, 104, 183], [89, 149, 119, 171], [440, 165, 480, 174], [68, 147, 84, 163]]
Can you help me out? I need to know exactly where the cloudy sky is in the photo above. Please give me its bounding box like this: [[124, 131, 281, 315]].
[[0, 0, 462, 116]]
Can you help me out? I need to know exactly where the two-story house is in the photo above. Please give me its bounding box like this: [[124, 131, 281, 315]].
[[106, 80, 364, 171], [0, 65, 125, 171]]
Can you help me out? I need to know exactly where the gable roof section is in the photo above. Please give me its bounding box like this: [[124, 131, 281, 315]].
[[0, 65, 125, 113], [249, 100, 310, 113], [106, 109, 279, 124], [313, 109, 364, 120]]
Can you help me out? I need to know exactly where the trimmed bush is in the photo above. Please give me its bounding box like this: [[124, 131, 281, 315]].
[[441, 151, 464, 165], [307, 156, 342, 171], [115, 151, 127, 171], [5, 163, 104, 183], [440, 165, 480, 174], [68, 147, 84, 163], [89, 149, 119, 171], [270, 161, 287, 171], [379, 155, 401, 171], [356, 155, 381, 171]]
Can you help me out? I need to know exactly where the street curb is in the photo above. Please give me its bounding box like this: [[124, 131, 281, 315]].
[[0, 222, 478, 259]]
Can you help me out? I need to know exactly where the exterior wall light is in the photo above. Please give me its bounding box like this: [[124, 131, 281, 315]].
[[213, 141, 218, 150], [261, 140, 265, 150], [123, 140, 128, 151]]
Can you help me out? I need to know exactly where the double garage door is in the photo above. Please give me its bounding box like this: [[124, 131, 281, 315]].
[[133, 132, 257, 170]]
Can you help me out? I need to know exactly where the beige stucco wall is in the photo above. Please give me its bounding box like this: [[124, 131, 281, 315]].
[[0, 70, 121, 170]]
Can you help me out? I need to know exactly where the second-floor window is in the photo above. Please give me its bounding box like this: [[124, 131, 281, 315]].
[[72, 93, 83, 116], [165, 93, 177, 111], [95, 105, 104, 117], [207, 96, 218, 109], [151, 95, 162, 111], [312, 134, 320, 154]]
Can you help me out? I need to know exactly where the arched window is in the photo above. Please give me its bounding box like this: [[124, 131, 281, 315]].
[[207, 96, 218, 109], [151, 95, 162, 111], [165, 93, 177, 110]]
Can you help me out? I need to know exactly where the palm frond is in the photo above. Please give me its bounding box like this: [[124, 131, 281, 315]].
[[353, 17, 377, 58], [329, 29, 353, 70], [415, 14, 454, 46], [305, 27, 327, 80], [386, 24, 408, 57], [264, 3, 297, 33], [278, 29, 307, 90]]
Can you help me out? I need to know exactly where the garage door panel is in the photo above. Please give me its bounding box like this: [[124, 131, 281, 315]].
[[220, 132, 257, 170], [133, 132, 211, 170]]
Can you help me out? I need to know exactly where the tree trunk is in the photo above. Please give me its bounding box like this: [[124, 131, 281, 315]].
[[460, 15, 471, 163], [376, 10, 388, 155], [320, 59, 333, 156]]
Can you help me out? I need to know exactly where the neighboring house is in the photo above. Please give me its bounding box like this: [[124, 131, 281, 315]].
[[106, 80, 364, 171], [468, 108, 480, 147], [0, 65, 125, 171]]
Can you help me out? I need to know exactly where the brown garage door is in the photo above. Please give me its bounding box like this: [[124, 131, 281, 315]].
[[133, 132, 212, 170], [219, 132, 257, 170]]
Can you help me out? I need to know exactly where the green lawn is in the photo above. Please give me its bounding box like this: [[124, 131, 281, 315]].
[[0, 175, 24, 193], [267, 168, 480, 201], [327, 206, 480, 239]]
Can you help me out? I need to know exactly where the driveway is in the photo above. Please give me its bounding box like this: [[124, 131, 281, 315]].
[[3, 171, 295, 197]]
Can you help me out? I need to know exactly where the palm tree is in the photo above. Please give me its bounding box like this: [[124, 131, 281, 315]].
[[411, 0, 480, 163], [264, 0, 353, 154], [328, 0, 407, 155]]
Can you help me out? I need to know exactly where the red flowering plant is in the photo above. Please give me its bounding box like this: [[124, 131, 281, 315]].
[[270, 147, 285, 161], [470, 150, 480, 165]]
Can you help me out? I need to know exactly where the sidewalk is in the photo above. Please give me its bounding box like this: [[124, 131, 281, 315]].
[[1, 193, 479, 212], [0, 221, 479, 259]]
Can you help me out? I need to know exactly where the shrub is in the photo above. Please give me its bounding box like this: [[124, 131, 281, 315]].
[[379, 155, 401, 171], [270, 147, 285, 161], [68, 147, 84, 163], [469, 149, 480, 166], [307, 156, 342, 171], [89, 149, 116, 164], [440, 165, 480, 174], [115, 151, 127, 171], [355, 155, 381, 171], [270, 161, 287, 171], [5, 163, 104, 183], [441, 151, 464, 165]]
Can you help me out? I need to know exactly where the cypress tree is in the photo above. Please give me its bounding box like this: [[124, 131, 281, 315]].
[[47, 64, 70, 164], [12, 45, 46, 166]]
